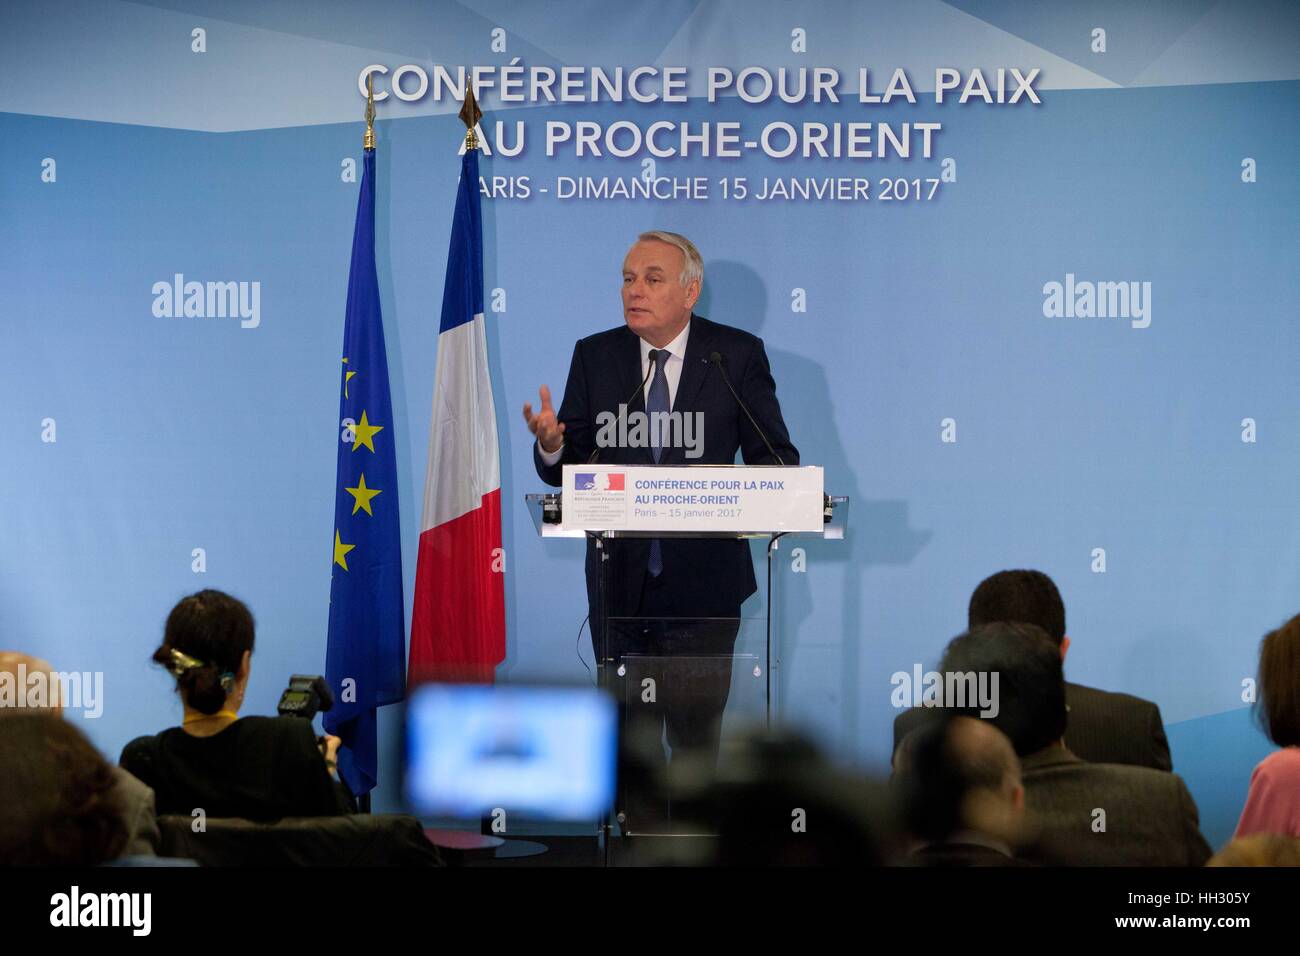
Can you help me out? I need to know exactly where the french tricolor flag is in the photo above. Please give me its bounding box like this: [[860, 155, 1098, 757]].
[[409, 147, 505, 684]]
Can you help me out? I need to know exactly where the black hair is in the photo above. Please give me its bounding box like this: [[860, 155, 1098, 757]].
[[939, 621, 1066, 757], [968, 569, 1067, 644], [152, 589, 255, 715]]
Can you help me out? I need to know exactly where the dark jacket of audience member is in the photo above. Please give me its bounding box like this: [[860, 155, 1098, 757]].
[[0, 714, 128, 865], [893, 570, 1172, 771], [1016, 746, 1209, 867], [110, 766, 163, 856], [939, 622, 1212, 866], [896, 683, 1169, 771]]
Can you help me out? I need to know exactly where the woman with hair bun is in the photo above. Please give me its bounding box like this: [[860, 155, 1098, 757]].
[[120, 589, 352, 821]]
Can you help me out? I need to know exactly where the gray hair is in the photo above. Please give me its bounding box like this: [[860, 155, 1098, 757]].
[[636, 231, 703, 288]]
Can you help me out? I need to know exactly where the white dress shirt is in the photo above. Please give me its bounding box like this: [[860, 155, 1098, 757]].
[[538, 321, 691, 465]]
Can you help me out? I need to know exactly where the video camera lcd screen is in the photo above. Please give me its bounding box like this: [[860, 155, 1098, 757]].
[[405, 684, 617, 821]]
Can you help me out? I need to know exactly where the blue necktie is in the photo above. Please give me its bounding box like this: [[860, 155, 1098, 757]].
[[646, 348, 670, 577]]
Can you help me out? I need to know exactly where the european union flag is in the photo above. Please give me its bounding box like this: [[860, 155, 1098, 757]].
[[325, 148, 405, 797]]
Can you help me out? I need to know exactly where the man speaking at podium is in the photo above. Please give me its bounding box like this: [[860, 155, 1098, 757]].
[[523, 231, 798, 828]]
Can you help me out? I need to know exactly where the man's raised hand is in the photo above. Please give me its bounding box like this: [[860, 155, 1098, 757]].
[[522, 384, 565, 454]]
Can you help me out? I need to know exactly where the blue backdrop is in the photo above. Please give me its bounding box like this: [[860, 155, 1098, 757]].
[[3, 0, 1298, 848]]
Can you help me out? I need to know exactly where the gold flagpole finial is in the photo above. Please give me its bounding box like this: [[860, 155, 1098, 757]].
[[459, 82, 482, 151], [364, 72, 376, 151]]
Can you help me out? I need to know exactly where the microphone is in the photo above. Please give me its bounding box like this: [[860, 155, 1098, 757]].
[[587, 350, 659, 464], [708, 351, 784, 466]]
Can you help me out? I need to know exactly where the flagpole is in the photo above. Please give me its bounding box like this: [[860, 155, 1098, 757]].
[[364, 72, 376, 152], [413, 80, 525, 868], [459, 78, 500, 845], [358, 73, 375, 816], [460, 81, 481, 150]]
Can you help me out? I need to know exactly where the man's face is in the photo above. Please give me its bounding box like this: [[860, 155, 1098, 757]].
[[621, 240, 699, 346]]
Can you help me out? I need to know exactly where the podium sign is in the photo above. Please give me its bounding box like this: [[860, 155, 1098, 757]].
[[560, 464, 824, 535]]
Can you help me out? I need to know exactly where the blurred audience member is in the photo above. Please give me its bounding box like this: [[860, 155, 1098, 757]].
[[1235, 613, 1300, 839], [0, 713, 127, 865], [894, 570, 1171, 770], [0, 650, 158, 856], [940, 622, 1211, 866], [666, 727, 899, 866], [1209, 833, 1300, 867], [120, 590, 352, 821], [894, 715, 1029, 866]]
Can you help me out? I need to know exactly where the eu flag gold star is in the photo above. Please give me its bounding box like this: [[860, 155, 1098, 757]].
[[333, 529, 356, 571], [345, 473, 383, 516], [351, 410, 383, 453]]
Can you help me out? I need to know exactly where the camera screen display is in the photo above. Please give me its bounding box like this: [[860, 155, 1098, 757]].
[[404, 684, 617, 821]]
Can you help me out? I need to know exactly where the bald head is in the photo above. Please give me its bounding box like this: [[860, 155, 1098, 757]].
[[945, 716, 1020, 797], [0, 651, 64, 715], [895, 715, 1025, 845]]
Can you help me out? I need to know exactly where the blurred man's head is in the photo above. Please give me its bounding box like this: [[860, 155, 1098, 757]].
[[969, 570, 1068, 656], [621, 231, 702, 348], [669, 726, 899, 865], [939, 622, 1067, 757], [0, 651, 64, 715], [896, 715, 1025, 847], [0, 713, 127, 865]]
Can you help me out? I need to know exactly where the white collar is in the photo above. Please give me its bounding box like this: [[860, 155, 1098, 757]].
[[639, 320, 691, 364]]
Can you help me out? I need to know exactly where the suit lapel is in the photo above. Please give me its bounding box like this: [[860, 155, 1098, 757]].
[[660, 315, 710, 466], [615, 325, 643, 412], [612, 326, 653, 464], [675, 314, 711, 413]]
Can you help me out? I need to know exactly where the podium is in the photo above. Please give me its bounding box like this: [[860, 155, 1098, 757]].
[[526, 464, 847, 853]]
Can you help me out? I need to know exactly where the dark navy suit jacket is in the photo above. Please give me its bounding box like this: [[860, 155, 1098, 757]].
[[534, 314, 798, 620], [893, 681, 1174, 771]]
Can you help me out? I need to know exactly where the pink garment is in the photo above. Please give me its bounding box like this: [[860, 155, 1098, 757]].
[[1234, 747, 1300, 838]]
